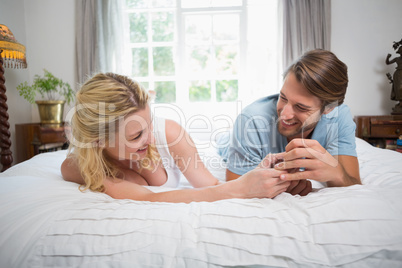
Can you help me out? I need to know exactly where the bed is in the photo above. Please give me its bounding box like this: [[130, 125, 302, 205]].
[[0, 137, 401, 267]]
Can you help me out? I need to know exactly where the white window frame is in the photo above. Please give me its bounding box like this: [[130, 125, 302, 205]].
[[125, 5, 177, 93], [175, 2, 247, 104], [125, 0, 247, 104]]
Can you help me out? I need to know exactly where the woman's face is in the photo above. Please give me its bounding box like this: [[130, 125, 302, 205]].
[[104, 105, 154, 162]]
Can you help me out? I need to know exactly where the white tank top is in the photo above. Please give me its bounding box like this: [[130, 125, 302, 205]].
[[153, 117, 182, 188]]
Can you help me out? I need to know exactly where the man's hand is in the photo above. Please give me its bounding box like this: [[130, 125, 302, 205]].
[[285, 180, 312, 196], [273, 138, 361, 187], [258, 153, 312, 196]]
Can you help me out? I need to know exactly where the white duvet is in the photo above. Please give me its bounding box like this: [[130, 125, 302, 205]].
[[0, 138, 402, 267]]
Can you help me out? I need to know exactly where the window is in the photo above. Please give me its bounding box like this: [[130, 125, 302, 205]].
[[125, 0, 279, 131], [126, 0, 177, 103]]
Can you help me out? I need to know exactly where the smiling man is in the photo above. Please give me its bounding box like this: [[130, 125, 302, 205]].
[[221, 49, 361, 193]]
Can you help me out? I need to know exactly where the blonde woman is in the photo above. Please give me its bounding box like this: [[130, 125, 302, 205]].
[[61, 73, 307, 203]]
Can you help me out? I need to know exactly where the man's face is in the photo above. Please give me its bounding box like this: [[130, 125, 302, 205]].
[[276, 72, 324, 141]]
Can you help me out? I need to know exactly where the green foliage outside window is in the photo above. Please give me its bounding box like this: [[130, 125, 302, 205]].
[[216, 45, 238, 75], [129, 13, 148, 42], [155, 81, 176, 103], [190, 47, 209, 71], [153, 47, 175, 76], [126, 0, 147, 8], [132, 48, 149, 77], [152, 12, 174, 42], [216, 80, 238, 102], [189, 81, 211, 102]]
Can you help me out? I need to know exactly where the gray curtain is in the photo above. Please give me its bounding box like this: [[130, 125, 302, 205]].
[[75, 0, 129, 85], [96, 0, 129, 76], [75, 0, 97, 85], [281, 0, 331, 71]]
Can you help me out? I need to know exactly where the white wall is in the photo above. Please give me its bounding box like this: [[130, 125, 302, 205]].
[[24, 0, 76, 122], [331, 0, 402, 116]]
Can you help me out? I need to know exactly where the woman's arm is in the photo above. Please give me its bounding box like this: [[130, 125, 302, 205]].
[[62, 151, 290, 202], [61, 157, 85, 184], [103, 167, 290, 203], [164, 119, 220, 187]]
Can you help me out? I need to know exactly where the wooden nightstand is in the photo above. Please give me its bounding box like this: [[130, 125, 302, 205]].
[[15, 123, 68, 164], [354, 115, 402, 149]]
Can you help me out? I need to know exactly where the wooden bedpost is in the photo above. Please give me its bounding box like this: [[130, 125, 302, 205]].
[[0, 51, 13, 171]]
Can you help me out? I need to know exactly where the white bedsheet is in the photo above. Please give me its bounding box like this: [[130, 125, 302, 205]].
[[0, 138, 401, 267]]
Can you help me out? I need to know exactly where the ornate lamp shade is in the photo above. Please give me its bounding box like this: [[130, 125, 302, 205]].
[[0, 24, 27, 69], [0, 24, 27, 171]]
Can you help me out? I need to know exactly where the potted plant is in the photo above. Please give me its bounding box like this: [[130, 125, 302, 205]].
[[17, 69, 75, 126]]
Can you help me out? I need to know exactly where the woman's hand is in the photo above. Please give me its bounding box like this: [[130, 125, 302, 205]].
[[233, 167, 290, 199], [257, 153, 312, 196]]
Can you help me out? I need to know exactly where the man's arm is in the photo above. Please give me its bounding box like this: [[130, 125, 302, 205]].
[[330, 155, 361, 187]]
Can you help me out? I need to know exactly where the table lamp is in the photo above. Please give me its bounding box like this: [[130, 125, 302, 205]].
[[0, 24, 27, 171]]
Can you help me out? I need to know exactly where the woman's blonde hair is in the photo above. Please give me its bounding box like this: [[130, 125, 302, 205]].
[[68, 73, 159, 192]]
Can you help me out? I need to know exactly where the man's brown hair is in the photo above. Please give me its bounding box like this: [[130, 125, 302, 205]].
[[284, 49, 348, 109]]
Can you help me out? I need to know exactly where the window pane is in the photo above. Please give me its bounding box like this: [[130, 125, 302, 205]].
[[216, 80, 238, 102], [155, 81, 176, 103], [185, 15, 211, 44], [215, 45, 238, 75], [153, 47, 175, 76], [126, 0, 148, 8], [139, 81, 149, 90], [186, 46, 211, 74], [189, 80, 211, 102], [132, 48, 148, 76], [151, 0, 175, 7], [213, 14, 239, 41], [152, 12, 174, 42], [129, 13, 148, 42]]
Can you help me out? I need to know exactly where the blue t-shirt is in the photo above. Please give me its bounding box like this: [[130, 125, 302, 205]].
[[218, 94, 357, 175]]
